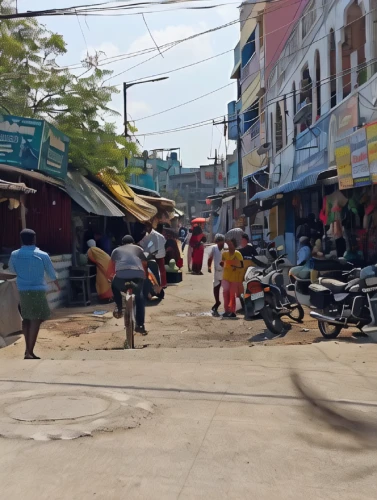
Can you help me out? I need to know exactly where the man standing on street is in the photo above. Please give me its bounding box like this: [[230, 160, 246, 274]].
[[8, 229, 60, 359], [207, 233, 225, 316], [139, 221, 167, 288], [111, 235, 148, 335]]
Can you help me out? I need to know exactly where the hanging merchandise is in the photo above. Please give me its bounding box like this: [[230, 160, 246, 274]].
[[326, 190, 348, 238], [350, 128, 371, 188], [366, 123, 377, 184], [335, 138, 353, 190]]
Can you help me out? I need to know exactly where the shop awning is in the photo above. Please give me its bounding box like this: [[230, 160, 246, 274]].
[[139, 195, 175, 210], [250, 168, 337, 202], [243, 165, 268, 182], [97, 170, 157, 222], [65, 171, 124, 217]]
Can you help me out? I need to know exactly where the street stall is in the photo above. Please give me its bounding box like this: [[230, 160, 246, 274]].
[[0, 179, 36, 342]]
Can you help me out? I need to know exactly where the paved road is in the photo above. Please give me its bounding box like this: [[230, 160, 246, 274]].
[[1, 343, 377, 499]]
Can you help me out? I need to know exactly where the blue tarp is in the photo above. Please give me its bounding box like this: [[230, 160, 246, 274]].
[[250, 170, 328, 202]]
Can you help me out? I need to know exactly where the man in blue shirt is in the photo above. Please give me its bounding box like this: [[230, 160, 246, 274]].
[[8, 229, 60, 359]]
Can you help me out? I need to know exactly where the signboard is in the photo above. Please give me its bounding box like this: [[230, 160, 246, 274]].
[[39, 121, 69, 179], [294, 95, 358, 179], [366, 122, 377, 184], [200, 164, 224, 187], [335, 138, 353, 190], [0, 115, 69, 179], [350, 128, 370, 187]]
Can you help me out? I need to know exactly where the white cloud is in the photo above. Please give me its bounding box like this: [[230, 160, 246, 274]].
[[216, 4, 239, 22]]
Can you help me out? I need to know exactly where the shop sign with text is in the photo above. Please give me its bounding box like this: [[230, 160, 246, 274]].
[[350, 128, 370, 187], [366, 122, 377, 184], [335, 137, 353, 190]]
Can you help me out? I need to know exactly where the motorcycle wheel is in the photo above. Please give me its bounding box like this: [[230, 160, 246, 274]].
[[288, 305, 304, 323], [157, 289, 165, 300], [260, 304, 288, 335], [318, 321, 342, 339]]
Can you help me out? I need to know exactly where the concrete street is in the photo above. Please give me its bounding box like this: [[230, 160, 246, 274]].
[[1, 261, 377, 499]]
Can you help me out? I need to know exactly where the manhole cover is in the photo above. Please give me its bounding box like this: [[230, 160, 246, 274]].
[[6, 395, 110, 422], [0, 388, 155, 441]]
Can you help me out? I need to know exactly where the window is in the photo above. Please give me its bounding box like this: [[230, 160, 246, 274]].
[[292, 82, 297, 138], [315, 51, 321, 118], [329, 29, 336, 108], [241, 30, 256, 67], [342, 1, 366, 98], [275, 102, 283, 153], [243, 99, 259, 134], [301, 1, 316, 40]]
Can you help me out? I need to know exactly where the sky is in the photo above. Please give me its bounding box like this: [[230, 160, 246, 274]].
[[18, 0, 240, 168]]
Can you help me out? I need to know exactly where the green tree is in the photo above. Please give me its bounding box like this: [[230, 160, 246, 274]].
[[0, 0, 140, 177]]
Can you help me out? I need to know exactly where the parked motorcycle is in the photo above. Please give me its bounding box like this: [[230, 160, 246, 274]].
[[287, 257, 356, 309], [309, 265, 377, 340], [243, 244, 304, 335]]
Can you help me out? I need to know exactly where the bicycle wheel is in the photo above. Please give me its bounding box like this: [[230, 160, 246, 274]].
[[124, 293, 135, 349]]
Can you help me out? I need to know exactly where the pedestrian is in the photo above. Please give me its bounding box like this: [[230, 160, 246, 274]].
[[139, 221, 167, 288], [110, 235, 148, 335], [164, 227, 183, 268], [225, 228, 244, 249], [183, 227, 192, 268], [8, 229, 60, 359], [87, 239, 113, 301], [190, 225, 206, 274], [207, 233, 225, 316], [221, 238, 243, 319], [297, 236, 312, 265]]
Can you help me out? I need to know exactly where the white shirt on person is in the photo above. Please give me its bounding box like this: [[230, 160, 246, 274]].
[[139, 229, 166, 259], [209, 245, 224, 286]]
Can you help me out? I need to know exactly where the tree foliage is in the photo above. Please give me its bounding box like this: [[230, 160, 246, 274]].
[[0, 0, 140, 177]]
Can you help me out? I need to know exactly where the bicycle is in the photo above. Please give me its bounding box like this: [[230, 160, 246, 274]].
[[122, 281, 136, 349]]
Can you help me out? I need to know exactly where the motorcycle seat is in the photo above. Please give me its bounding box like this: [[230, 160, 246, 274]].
[[319, 278, 348, 294]]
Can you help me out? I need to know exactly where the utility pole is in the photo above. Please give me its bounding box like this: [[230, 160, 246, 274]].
[[207, 149, 218, 195], [123, 82, 128, 139]]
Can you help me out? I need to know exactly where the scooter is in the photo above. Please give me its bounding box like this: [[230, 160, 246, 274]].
[[243, 244, 304, 334], [286, 258, 356, 308], [309, 264, 377, 340]]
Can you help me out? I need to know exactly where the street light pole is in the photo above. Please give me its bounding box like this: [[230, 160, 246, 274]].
[[123, 77, 169, 139]]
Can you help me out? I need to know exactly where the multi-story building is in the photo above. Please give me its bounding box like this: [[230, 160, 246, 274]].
[[249, 0, 377, 264]]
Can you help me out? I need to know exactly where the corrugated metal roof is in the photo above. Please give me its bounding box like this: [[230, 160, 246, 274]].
[[0, 164, 65, 188], [97, 170, 157, 222], [65, 171, 125, 217], [0, 179, 36, 195]]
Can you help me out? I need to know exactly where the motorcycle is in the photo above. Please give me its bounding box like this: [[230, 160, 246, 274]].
[[287, 257, 356, 308], [308, 264, 377, 340], [243, 244, 304, 335]]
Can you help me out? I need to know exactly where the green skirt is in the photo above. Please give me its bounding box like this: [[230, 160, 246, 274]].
[[19, 290, 51, 321]]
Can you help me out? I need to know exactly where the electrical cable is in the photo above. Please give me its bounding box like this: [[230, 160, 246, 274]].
[[133, 55, 377, 137]]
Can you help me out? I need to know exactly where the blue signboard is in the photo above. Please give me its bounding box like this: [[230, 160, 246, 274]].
[[0, 114, 69, 179]]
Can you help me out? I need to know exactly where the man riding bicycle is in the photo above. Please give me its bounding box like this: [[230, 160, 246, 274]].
[[110, 235, 148, 335]]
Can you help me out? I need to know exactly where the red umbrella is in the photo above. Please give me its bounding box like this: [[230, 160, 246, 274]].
[[191, 217, 206, 224]]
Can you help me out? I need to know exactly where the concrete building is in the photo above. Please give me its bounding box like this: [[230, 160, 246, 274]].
[[249, 0, 377, 264]]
